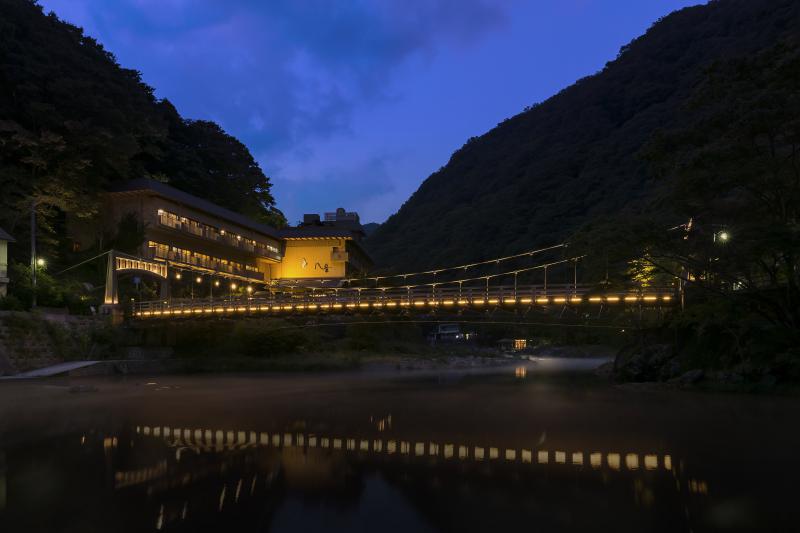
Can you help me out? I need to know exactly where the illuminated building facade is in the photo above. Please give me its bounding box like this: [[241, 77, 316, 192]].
[[78, 179, 372, 288]]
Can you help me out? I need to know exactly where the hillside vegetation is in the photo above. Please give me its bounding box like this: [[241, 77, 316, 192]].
[[0, 0, 285, 268], [366, 0, 799, 272]]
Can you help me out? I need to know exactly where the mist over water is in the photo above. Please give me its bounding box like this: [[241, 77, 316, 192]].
[[0, 360, 797, 532]]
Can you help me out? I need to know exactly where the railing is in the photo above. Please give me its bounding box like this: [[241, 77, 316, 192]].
[[132, 284, 676, 318], [158, 214, 282, 261], [152, 250, 264, 281]]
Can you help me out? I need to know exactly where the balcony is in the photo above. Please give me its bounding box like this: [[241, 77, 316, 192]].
[[158, 213, 281, 261], [149, 250, 265, 282]]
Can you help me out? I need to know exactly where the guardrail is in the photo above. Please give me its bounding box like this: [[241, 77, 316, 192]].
[[132, 284, 676, 319]]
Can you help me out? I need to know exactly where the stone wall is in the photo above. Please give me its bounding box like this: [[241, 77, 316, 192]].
[[0, 311, 110, 375]]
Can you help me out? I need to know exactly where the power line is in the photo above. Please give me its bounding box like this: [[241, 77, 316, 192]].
[[263, 319, 624, 332]]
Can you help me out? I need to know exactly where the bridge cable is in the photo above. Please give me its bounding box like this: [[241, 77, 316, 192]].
[[342, 243, 567, 284], [51, 250, 111, 277]]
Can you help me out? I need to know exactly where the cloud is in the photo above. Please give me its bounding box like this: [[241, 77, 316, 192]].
[[39, 0, 511, 156]]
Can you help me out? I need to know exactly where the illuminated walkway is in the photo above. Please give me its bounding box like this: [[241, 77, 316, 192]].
[[132, 284, 675, 319]]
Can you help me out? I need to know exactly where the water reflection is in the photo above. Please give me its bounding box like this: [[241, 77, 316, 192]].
[[0, 370, 798, 532]]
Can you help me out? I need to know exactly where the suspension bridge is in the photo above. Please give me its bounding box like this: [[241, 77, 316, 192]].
[[126, 243, 676, 320]]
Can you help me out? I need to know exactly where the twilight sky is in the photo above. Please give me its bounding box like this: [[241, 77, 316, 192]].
[[39, 0, 700, 224]]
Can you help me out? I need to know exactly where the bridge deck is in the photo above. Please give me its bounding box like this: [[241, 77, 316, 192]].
[[132, 284, 675, 319]]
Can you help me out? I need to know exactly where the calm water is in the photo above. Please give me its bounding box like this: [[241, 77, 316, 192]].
[[0, 358, 798, 532]]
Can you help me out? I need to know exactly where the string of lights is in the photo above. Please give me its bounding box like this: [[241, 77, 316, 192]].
[[341, 243, 567, 284], [314, 256, 585, 292]]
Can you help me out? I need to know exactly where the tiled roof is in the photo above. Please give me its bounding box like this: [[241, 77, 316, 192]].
[[277, 227, 356, 239]]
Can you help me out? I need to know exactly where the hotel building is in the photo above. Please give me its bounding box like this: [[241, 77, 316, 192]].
[[73, 179, 372, 290]]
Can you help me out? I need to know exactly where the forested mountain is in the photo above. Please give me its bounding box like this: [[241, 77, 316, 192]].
[[0, 0, 285, 263], [365, 0, 800, 271]]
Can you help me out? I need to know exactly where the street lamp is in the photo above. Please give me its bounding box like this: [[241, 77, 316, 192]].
[[718, 231, 730, 243], [36, 258, 46, 268]]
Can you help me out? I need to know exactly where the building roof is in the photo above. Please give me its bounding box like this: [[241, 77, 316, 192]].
[[0, 227, 15, 242], [109, 178, 282, 239], [277, 227, 357, 240]]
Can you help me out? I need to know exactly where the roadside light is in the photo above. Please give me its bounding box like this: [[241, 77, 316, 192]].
[[196, 276, 202, 284], [36, 258, 45, 267], [214, 280, 220, 287], [718, 231, 729, 242], [230, 283, 237, 290], [246, 286, 253, 294], [175, 272, 182, 280]]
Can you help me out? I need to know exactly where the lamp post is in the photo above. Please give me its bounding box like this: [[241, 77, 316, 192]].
[[30, 200, 37, 308]]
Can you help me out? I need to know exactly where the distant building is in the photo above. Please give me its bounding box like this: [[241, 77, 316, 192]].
[[69, 179, 372, 293], [427, 324, 476, 343], [0, 227, 14, 297]]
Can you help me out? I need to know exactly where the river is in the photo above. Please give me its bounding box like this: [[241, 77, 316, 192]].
[[0, 357, 797, 532]]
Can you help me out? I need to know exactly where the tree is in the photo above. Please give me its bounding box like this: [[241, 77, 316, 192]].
[[644, 42, 800, 332]]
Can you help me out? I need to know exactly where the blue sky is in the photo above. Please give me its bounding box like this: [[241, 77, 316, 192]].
[[38, 0, 700, 224]]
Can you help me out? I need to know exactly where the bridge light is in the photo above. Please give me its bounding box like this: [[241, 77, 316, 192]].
[[214, 280, 220, 287], [196, 276, 202, 284], [624, 295, 638, 302], [570, 297, 583, 304], [175, 272, 182, 280], [605, 296, 620, 303], [230, 283, 237, 290], [536, 297, 549, 304], [552, 297, 566, 303]]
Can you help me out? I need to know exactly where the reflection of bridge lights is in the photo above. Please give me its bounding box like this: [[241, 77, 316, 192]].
[[515, 367, 527, 379], [607, 453, 621, 470], [625, 453, 639, 470]]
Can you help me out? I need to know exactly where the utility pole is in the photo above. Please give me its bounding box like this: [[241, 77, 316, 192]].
[[30, 199, 37, 308]]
